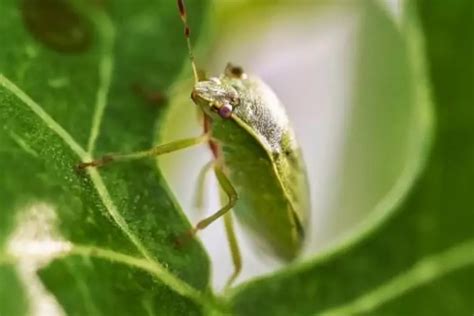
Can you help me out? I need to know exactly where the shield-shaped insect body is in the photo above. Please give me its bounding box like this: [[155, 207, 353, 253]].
[[192, 65, 310, 260]]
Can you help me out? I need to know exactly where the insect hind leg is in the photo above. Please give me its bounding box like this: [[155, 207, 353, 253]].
[[176, 164, 242, 287], [192, 164, 237, 231], [222, 211, 242, 288], [193, 160, 214, 211]]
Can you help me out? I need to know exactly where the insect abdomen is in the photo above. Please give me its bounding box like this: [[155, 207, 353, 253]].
[[211, 118, 303, 260]]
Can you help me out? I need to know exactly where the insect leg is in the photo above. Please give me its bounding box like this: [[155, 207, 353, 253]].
[[217, 166, 242, 287], [76, 134, 208, 169], [193, 160, 213, 211], [223, 211, 242, 288], [190, 164, 237, 232], [194, 164, 242, 286]]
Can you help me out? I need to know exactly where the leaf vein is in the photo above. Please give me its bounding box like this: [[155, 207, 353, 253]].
[[66, 245, 205, 304], [86, 12, 116, 154], [8, 130, 39, 157], [319, 240, 474, 315], [0, 75, 204, 305], [0, 74, 87, 158]]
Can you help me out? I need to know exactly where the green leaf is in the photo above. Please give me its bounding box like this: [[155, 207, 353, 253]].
[[2, 0, 472, 315], [0, 265, 28, 316], [0, 0, 213, 315], [228, 0, 474, 315]]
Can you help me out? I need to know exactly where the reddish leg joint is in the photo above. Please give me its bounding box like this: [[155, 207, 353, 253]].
[[75, 155, 114, 171]]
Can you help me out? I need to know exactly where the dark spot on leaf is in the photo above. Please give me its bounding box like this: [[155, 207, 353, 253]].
[[132, 83, 168, 107], [21, 0, 93, 53]]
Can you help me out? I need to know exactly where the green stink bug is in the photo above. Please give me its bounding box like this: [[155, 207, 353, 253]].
[[79, 0, 310, 286]]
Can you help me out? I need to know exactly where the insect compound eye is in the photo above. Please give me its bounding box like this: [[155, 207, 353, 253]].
[[218, 103, 233, 119]]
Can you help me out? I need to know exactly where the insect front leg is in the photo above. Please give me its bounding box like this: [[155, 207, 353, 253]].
[[76, 134, 208, 170]]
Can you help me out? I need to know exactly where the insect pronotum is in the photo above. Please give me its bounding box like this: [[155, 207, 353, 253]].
[[78, 0, 310, 287]]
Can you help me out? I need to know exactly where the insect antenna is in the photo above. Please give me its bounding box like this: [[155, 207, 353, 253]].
[[177, 0, 199, 83]]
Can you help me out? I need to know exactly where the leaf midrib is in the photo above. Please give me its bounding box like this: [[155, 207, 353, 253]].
[[0, 74, 206, 306]]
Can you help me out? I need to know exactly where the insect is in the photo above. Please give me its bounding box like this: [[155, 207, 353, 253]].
[[78, 0, 310, 286]]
